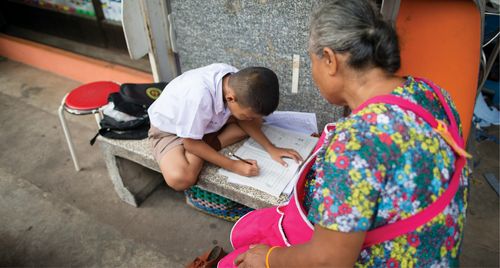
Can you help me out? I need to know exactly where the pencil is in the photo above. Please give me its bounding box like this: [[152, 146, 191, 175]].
[[228, 152, 253, 165]]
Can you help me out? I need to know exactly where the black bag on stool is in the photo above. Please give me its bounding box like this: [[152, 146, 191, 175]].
[[90, 82, 167, 145]]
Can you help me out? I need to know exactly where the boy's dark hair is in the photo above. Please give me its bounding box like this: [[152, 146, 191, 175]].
[[228, 67, 279, 116]]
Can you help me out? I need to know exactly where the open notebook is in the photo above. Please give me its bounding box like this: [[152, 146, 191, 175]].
[[218, 125, 318, 197]]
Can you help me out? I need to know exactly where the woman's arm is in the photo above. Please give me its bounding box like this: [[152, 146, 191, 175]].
[[235, 225, 365, 267]]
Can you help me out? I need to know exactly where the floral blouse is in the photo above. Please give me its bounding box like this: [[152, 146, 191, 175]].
[[304, 77, 469, 267]]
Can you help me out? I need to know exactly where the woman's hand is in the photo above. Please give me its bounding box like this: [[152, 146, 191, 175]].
[[233, 227, 365, 267], [230, 159, 260, 177], [268, 146, 303, 167], [234, 244, 269, 268]]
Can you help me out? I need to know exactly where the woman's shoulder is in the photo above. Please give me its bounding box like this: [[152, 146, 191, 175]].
[[392, 76, 463, 134], [338, 76, 463, 137], [335, 99, 408, 139]]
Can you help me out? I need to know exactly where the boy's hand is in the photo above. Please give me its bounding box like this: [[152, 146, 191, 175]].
[[268, 147, 303, 167], [230, 159, 260, 177]]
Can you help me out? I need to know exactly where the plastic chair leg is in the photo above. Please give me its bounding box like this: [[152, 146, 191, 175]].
[[94, 112, 101, 128], [58, 94, 81, 171]]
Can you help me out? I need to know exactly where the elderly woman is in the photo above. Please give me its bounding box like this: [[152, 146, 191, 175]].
[[218, 0, 470, 267]]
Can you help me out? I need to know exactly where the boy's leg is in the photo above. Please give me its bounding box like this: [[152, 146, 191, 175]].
[[159, 146, 204, 191], [217, 122, 249, 148], [160, 122, 241, 190], [152, 120, 249, 191], [149, 126, 204, 191]]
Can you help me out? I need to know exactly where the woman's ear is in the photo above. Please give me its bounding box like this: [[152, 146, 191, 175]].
[[322, 47, 338, 76]]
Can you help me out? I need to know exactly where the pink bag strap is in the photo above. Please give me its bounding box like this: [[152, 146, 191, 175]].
[[416, 78, 463, 147], [363, 157, 465, 248], [354, 95, 471, 159], [353, 77, 462, 144], [350, 87, 469, 248]]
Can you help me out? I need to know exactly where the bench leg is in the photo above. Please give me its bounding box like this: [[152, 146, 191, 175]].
[[100, 143, 163, 207]]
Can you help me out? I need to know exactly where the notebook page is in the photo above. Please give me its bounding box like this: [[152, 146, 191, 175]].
[[219, 144, 300, 197], [246, 125, 318, 160], [218, 125, 318, 197]]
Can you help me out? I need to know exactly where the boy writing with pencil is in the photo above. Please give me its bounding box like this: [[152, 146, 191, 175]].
[[148, 63, 302, 191]]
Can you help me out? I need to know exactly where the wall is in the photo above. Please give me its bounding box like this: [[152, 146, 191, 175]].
[[170, 0, 344, 130]]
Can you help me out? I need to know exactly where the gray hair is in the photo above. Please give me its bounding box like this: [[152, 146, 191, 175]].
[[308, 0, 401, 73]]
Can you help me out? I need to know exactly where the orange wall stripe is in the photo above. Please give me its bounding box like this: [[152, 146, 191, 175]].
[[0, 33, 153, 84]]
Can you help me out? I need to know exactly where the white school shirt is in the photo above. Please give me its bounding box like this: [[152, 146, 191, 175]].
[[148, 63, 238, 139]]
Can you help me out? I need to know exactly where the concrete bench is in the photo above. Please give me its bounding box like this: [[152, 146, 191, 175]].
[[97, 136, 289, 209]]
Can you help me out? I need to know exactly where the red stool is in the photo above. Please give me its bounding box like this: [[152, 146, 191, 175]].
[[58, 81, 120, 171]]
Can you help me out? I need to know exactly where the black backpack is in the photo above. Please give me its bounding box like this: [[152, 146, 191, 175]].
[[90, 82, 167, 145]]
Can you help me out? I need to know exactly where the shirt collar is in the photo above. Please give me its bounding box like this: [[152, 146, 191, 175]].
[[214, 71, 232, 114]]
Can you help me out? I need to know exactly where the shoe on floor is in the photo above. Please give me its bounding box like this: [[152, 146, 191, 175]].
[[186, 246, 227, 268]]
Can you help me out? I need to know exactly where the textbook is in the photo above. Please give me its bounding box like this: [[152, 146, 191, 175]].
[[218, 125, 318, 197]]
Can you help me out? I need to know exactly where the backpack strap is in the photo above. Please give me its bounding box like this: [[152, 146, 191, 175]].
[[351, 83, 469, 248]]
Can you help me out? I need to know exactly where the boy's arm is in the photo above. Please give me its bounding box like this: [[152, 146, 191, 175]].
[[237, 118, 303, 166], [183, 138, 259, 176]]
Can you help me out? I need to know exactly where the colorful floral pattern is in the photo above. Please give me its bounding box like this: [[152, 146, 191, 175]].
[[305, 77, 469, 267]]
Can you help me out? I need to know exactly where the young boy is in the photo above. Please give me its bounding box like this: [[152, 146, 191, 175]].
[[148, 63, 302, 191]]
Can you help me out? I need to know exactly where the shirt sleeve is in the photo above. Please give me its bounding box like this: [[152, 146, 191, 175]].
[[307, 114, 392, 233], [175, 91, 213, 139]]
